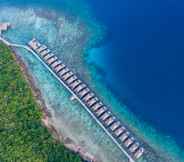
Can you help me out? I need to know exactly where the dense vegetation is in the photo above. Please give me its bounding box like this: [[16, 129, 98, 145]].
[[0, 43, 82, 162]]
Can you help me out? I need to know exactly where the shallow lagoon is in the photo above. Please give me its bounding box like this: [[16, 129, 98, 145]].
[[0, 2, 184, 162]]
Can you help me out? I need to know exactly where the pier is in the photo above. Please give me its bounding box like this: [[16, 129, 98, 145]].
[[28, 38, 145, 162], [0, 35, 145, 162]]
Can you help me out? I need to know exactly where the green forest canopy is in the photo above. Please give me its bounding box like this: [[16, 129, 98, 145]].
[[0, 43, 82, 162]]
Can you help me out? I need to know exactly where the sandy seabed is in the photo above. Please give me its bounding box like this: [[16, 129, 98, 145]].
[[0, 5, 184, 162]]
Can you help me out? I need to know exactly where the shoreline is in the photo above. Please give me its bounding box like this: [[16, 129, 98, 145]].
[[11, 47, 97, 162], [0, 5, 183, 161], [1, 31, 182, 161], [1, 37, 174, 162]]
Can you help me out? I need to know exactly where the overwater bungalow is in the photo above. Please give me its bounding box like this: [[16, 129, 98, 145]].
[[40, 49, 51, 57], [83, 93, 95, 102], [104, 116, 116, 126], [40, 50, 48, 57], [35, 42, 41, 49], [57, 64, 66, 72], [36, 45, 47, 53], [74, 84, 87, 93], [91, 102, 103, 111], [119, 132, 130, 143], [28, 39, 40, 50], [47, 56, 58, 65], [54, 64, 66, 73], [69, 80, 82, 90], [51, 60, 62, 68], [87, 97, 99, 107], [134, 147, 144, 159], [59, 68, 70, 76], [95, 106, 107, 117], [124, 137, 135, 148], [44, 53, 54, 61], [62, 71, 74, 81], [114, 127, 126, 137], [66, 76, 78, 85], [110, 121, 121, 131], [78, 88, 90, 98], [129, 142, 139, 153], [100, 111, 111, 121]]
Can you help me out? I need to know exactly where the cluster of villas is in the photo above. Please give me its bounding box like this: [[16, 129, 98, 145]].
[[28, 38, 145, 161]]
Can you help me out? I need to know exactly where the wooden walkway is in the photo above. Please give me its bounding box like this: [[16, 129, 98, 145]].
[[28, 38, 145, 162]]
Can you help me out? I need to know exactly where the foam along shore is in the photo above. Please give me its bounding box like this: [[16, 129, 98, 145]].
[[28, 38, 145, 162]]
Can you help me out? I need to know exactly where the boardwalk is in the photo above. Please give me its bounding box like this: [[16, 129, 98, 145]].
[[28, 38, 145, 162], [0, 36, 145, 162]]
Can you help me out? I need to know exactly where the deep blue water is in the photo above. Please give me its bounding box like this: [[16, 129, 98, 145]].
[[87, 0, 184, 148]]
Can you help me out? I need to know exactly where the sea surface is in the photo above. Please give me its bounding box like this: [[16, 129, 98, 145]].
[[0, 0, 184, 162], [87, 0, 184, 148]]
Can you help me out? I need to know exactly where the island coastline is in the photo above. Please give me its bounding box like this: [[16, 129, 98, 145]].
[[9, 45, 97, 162]]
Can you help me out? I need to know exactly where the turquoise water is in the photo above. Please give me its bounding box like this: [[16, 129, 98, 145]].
[[0, 1, 184, 162]]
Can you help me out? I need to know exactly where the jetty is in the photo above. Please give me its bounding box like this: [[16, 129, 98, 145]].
[[0, 25, 145, 161], [27, 38, 145, 162]]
